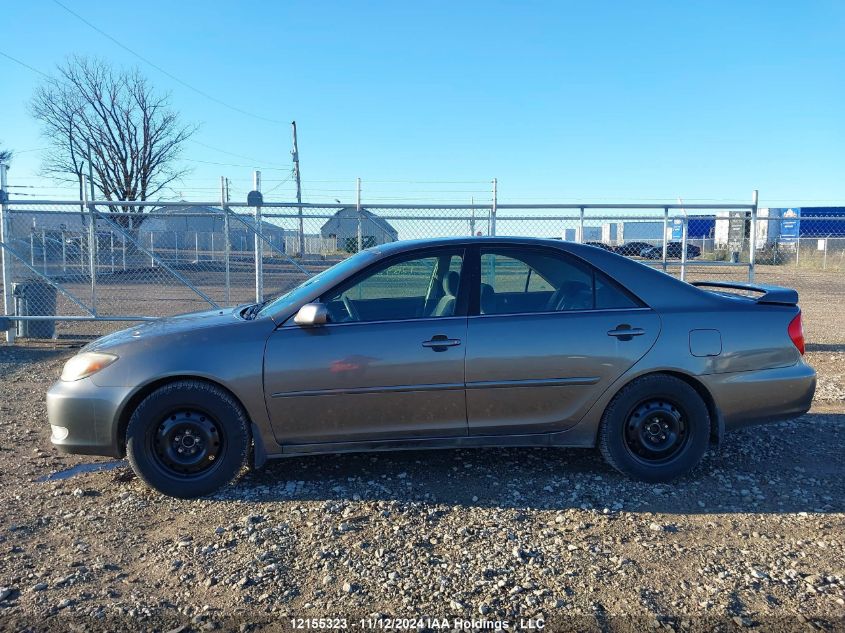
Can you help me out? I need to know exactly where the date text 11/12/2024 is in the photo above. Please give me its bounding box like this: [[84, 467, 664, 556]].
[[290, 617, 547, 630]]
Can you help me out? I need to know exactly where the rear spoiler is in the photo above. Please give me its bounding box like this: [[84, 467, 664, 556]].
[[691, 281, 798, 305]]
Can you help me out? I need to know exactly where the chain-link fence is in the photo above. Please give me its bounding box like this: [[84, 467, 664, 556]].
[[2, 188, 844, 342]]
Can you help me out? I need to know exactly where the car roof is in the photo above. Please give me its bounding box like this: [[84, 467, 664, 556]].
[[372, 235, 568, 254]]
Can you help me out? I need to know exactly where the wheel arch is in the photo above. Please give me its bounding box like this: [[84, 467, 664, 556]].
[[115, 375, 260, 460], [603, 369, 723, 445]]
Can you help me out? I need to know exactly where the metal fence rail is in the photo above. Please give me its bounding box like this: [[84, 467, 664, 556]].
[[2, 174, 844, 342]]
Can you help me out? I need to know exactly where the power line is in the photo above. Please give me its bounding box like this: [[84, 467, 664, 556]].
[[51, 0, 286, 125], [300, 178, 491, 184], [263, 173, 295, 196], [182, 157, 292, 171], [0, 50, 51, 78], [188, 139, 289, 169]]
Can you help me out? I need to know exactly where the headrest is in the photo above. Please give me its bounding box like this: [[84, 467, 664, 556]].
[[442, 271, 460, 296]]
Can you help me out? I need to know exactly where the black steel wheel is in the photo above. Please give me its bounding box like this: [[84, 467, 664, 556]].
[[623, 399, 690, 465], [599, 374, 710, 482], [152, 409, 223, 476], [126, 380, 250, 498]]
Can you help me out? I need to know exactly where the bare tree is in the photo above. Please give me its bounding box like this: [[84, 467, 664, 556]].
[[31, 56, 196, 228], [0, 144, 11, 164]]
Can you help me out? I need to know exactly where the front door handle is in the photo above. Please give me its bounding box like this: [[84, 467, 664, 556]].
[[607, 325, 645, 341], [422, 335, 462, 351]]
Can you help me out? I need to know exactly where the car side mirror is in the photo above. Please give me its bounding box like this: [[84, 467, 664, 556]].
[[294, 302, 328, 326]]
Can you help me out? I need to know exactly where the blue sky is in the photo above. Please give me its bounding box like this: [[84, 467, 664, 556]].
[[1, 0, 843, 206]]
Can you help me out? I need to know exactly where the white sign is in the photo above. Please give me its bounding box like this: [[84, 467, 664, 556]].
[[818, 239, 827, 251]]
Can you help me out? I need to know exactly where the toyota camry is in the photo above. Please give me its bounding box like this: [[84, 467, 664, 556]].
[[47, 237, 816, 498]]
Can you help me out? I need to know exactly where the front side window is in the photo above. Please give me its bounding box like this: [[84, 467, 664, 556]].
[[323, 251, 464, 323], [479, 247, 639, 315]]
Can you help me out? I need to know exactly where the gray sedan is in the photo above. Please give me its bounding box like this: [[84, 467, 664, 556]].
[[47, 237, 816, 498]]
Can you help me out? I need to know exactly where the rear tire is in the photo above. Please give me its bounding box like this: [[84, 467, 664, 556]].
[[126, 380, 249, 498], [599, 374, 710, 482]]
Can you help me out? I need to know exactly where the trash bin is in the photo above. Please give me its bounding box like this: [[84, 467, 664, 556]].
[[729, 251, 740, 263], [13, 280, 57, 339]]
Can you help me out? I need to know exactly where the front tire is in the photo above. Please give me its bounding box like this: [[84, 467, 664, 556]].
[[599, 374, 710, 482], [126, 380, 250, 498]]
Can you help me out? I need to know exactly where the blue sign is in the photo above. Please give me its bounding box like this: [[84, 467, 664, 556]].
[[671, 218, 683, 240], [779, 208, 800, 244]]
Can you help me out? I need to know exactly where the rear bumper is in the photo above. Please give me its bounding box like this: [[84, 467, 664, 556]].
[[702, 361, 816, 431], [46, 379, 131, 458]]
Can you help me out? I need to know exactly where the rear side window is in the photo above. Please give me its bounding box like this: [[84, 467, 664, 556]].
[[479, 249, 593, 314], [595, 272, 641, 309], [478, 247, 642, 315]]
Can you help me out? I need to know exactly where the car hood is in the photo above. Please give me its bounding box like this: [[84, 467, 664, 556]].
[[83, 307, 244, 352]]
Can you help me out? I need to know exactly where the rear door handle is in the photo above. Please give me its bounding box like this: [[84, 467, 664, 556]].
[[422, 335, 462, 351], [607, 325, 645, 341]]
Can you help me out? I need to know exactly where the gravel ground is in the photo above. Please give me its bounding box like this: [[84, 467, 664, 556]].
[[0, 342, 843, 632]]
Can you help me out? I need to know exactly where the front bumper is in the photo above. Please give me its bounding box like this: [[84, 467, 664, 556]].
[[46, 379, 133, 457], [701, 360, 817, 431]]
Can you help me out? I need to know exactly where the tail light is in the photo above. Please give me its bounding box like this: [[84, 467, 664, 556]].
[[788, 312, 805, 355]]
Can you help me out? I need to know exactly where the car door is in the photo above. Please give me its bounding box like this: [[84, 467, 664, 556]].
[[264, 248, 469, 445], [466, 245, 660, 435]]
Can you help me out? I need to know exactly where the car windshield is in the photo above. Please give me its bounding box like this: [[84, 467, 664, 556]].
[[256, 250, 378, 318]]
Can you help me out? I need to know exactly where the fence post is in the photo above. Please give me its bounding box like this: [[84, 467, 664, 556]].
[[662, 207, 669, 273], [82, 175, 97, 315], [356, 177, 363, 252], [221, 176, 231, 306], [748, 189, 758, 283], [253, 170, 263, 303], [490, 178, 498, 236], [30, 232, 35, 267], [174, 231, 179, 264], [61, 230, 67, 272], [680, 216, 689, 281], [150, 233, 155, 268], [0, 163, 14, 343], [578, 207, 584, 244], [41, 228, 47, 274], [110, 232, 115, 273], [122, 234, 127, 271], [823, 236, 828, 271], [194, 232, 199, 263]]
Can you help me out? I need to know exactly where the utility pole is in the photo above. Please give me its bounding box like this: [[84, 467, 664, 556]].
[[291, 121, 304, 257], [470, 197, 476, 236]]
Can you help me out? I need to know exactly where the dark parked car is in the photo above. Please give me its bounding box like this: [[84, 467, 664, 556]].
[[47, 237, 815, 497], [614, 241, 656, 257], [641, 242, 702, 259], [584, 241, 614, 252]]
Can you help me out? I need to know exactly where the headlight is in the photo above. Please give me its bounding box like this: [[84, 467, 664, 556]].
[[60, 352, 118, 382]]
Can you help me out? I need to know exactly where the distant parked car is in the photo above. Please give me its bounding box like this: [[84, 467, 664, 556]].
[[641, 242, 701, 260], [614, 241, 655, 257], [584, 241, 614, 252]]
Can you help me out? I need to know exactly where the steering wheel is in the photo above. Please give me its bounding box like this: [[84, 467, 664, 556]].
[[342, 295, 361, 321], [545, 286, 568, 311]]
